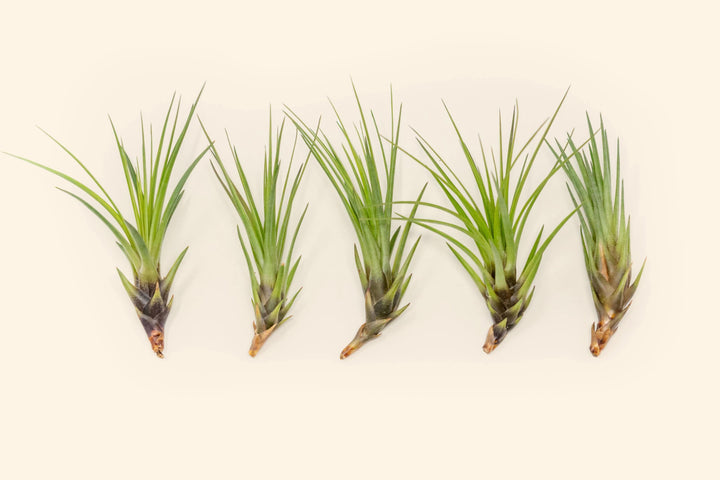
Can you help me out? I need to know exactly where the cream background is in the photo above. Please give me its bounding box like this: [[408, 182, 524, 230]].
[[0, 1, 716, 478]]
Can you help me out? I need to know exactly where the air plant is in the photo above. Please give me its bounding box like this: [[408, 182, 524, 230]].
[[6, 88, 210, 357], [405, 91, 576, 353], [201, 112, 308, 357], [548, 116, 645, 356], [286, 87, 425, 359]]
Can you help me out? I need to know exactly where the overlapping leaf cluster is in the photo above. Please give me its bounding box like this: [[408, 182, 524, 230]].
[[549, 116, 644, 355], [8, 89, 209, 357], [407, 92, 575, 352], [202, 113, 308, 356], [287, 88, 424, 358]]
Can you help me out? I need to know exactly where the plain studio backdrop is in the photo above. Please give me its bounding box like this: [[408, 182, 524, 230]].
[[0, 1, 716, 478]]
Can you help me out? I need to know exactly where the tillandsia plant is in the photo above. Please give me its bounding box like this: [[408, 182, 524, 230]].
[[404, 91, 576, 353], [548, 116, 645, 356], [200, 112, 308, 357], [6, 88, 210, 357], [286, 87, 425, 359]]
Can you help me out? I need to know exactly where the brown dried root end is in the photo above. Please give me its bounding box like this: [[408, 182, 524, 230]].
[[482, 323, 508, 354], [340, 323, 378, 359], [148, 330, 165, 359], [590, 320, 616, 357], [249, 323, 278, 357], [482, 332, 498, 353]]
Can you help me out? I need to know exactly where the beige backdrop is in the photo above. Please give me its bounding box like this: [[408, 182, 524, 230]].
[[0, 0, 716, 478]]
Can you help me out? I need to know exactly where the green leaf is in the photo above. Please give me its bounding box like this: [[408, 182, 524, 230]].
[[408, 91, 571, 344], [207, 108, 308, 332], [161, 246, 189, 296]]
